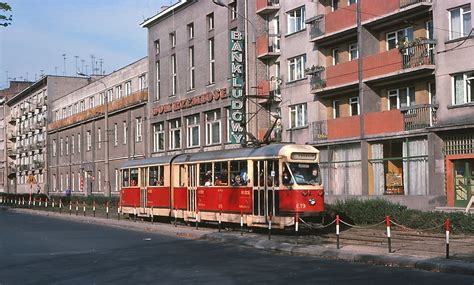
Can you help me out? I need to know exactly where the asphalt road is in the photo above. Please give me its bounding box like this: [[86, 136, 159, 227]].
[[0, 209, 473, 285]]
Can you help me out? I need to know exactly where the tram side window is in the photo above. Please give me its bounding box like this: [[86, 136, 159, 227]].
[[230, 160, 248, 186], [267, 160, 279, 187], [200, 163, 213, 186], [130, 168, 139, 186], [122, 169, 130, 187], [149, 166, 165, 186], [214, 161, 228, 186]]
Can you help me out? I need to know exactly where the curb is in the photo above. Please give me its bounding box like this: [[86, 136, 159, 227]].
[[7, 207, 474, 276]]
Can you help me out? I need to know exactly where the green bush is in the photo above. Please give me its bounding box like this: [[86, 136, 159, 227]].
[[326, 198, 474, 234], [1, 193, 119, 207]]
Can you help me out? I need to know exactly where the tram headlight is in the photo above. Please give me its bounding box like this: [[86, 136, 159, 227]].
[[309, 198, 316, 206]]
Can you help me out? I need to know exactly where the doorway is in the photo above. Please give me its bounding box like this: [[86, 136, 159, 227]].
[[454, 159, 474, 207]]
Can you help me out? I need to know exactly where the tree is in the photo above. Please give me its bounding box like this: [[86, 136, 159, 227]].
[[0, 2, 12, 27]]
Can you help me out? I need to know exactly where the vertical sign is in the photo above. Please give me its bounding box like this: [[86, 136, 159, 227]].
[[230, 31, 245, 144]]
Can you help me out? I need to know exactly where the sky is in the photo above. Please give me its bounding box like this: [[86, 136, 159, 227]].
[[0, 0, 173, 89]]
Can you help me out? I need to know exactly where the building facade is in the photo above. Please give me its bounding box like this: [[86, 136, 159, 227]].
[[48, 58, 148, 197], [0, 81, 33, 193], [5, 76, 89, 195], [142, 0, 270, 159]]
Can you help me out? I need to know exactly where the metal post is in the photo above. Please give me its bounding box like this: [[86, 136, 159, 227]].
[[336, 215, 340, 249], [93, 201, 96, 217], [386, 216, 392, 253], [75, 201, 78, 216], [445, 218, 450, 259], [83, 201, 86, 216], [59, 199, 62, 214], [195, 210, 199, 230], [69, 200, 72, 215], [240, 212, 243, 236], [106, 201, 109, 219]]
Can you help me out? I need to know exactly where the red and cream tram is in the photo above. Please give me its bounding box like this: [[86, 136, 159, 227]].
[[119, 144, 324, 229]]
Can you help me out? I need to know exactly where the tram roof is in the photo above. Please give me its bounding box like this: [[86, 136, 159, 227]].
[[121, 144, 318, 168]]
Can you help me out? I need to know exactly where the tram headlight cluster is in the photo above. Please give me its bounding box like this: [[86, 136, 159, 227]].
[[309, 198, 316, 206]]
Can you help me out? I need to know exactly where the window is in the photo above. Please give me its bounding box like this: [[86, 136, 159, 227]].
[[73, 103, 78, 114], [230, 1, 237, 20], [289, 104, 307, 128], [169, 119, 182, 150], [122, 169, 130, 187], [348, 0, 357, 5], [453, 72, 474, 105], [135, 117, 142, 142], [98, 92, 105, 105], [60, 138, 63, 156], [154, 40, 160, 54], [170, 32, 176, 47], [428, 82, 436, 104], [209, 38, 215, 84], [200, 163, 213, 186], [71, 135, 75, 154], [153, 122, 165, 152], [171, 54, 177, 96], [206, 110, 221, 145], [80, 100, 85, 112], [52, 139, 57, 157], [72, 172, 75, 192], [78, 133, 81, 153], [86, 131, 92, 151], [114, 124, 118, 146], [115, 169, 119, 191], [207, 13, 214, 30], [189, 47, 195, 90], [450, 6, 471, 40], [188, 23, 194, 39], [187, 115, 200, 148], [332, 0, 338, 11], [287, 6, 305, 34], [426, 20, 434, 39], [123, 121, 127, 145], [349, 97, 359, 116], [288, 54, 306, 82], [155, 61, 160, 100], [332, 48, 339, 65], [349, 43, 358, 60], [332, 100, 340, 119], [62, 108, 66, 118], [65, 137, 69, 155], [388, 87, 416, 110], [386, 27, 413, 50], [106, 89, 113, 102], [98, 170, 102, 192], [115, 85, 122, 100], [89, 96, 95, 109], [68, 106, 72, 117], [214, 161, 229, 186], [149, 166, 165, 186], [125, 81, 132, 96], [139, 74, 147, 91], [98, 128, 102, 149]]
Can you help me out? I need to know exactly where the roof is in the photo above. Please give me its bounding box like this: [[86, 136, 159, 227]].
[[121, 144, 319, 168], [140, 0, 191, 28]]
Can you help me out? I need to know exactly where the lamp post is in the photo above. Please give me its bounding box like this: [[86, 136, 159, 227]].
[[77, 73, 111, 197]]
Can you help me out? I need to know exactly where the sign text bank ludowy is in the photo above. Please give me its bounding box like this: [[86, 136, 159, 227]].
[[230, 31, 245, 144]]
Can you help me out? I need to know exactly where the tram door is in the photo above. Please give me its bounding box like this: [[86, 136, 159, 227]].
[[253, 160, 279, 219], [187, 164, 198, 218], [139, 167, 147, 212]]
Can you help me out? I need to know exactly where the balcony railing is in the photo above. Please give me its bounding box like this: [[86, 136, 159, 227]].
[[311, 121, 328, 141], [309, 17, 325, 40], [310, 75, 327, 92], [401, 40, 436, 69], [400, 0, 432, 9], [400, 104, 438, 130]]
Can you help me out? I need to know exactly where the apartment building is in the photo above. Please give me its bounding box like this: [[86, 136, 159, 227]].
[[48, 58, 148, 197], [432, 0, 474, 208], [142, 0, 269, 157], [0, 81, 33, 193], [5, 76, 90, 194]]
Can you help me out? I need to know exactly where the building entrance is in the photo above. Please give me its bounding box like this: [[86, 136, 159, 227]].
[[454, 159, 474, 207]]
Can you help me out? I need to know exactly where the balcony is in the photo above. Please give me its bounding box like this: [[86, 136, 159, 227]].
[[19, 165, 28, 172], [33, 160, 45, 169], [310, 0, 432, 44], [256, 0, 279, 15], [256, 35, 280, 60], [49, 89, 148, 131], [400, 104, 438, 130], [311, 106, 437, 142]]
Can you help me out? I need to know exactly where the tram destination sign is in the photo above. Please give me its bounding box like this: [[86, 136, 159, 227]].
[[229, 31, 245, 144]]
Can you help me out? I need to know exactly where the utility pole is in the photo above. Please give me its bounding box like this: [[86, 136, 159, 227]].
[[357, 0, 369, 195], [62, 54, 67, 76], [75, 56, 79, 74]]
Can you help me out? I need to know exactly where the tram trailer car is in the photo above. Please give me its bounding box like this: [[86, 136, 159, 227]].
[[120, 144, 324, 229]]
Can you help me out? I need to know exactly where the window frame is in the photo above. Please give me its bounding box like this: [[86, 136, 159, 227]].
[[206, 110, 222, 145], [286, 6, 306, 35], [452, 72, 474, 105], [287, 54, 306, 82], [171, 54, 177, 96], [289, 103, 307, 129], [209, 38, 215, 84], [349, 43, 358, 61], [153, 122, 165, 152], [449, 5, 472, 40], [349, 96, 360, 116], [187, 114, 200, 148], [189, 46, 195, 90], [169, 119, 182, 150]]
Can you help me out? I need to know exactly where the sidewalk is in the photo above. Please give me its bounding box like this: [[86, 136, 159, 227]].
[[7, 207, 474, 276]]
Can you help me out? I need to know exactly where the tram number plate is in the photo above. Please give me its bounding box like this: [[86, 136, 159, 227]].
[[241, 190, 251, 195], [296, 203, 306, 209]]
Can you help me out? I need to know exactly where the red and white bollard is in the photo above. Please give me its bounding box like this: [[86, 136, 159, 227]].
[[336, 215, 340, 249], [75, 201, 79, 216], [240, 212, 244, 236], [106, 201, 110, 219], [83, 201, 86, 216], [93, 201, 96, 217], [195, 210, 199, 230], [386, 216, 392, 253], [45, 199, 48, 208], [69, 200, 72, 215], [39, 198, 42, 207], [59, 199, 62, 213], [218, 211, 222, 232], [295, 212, 299, 244], [445, 218, 450, 259], [52, 199, 55, 208], [268, 214, 272, 240]]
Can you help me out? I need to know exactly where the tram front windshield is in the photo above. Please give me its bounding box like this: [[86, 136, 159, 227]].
[[286, 163, 321, 186]]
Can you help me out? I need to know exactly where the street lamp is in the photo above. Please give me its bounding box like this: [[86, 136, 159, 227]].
[[77, 72, 111, 197]]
